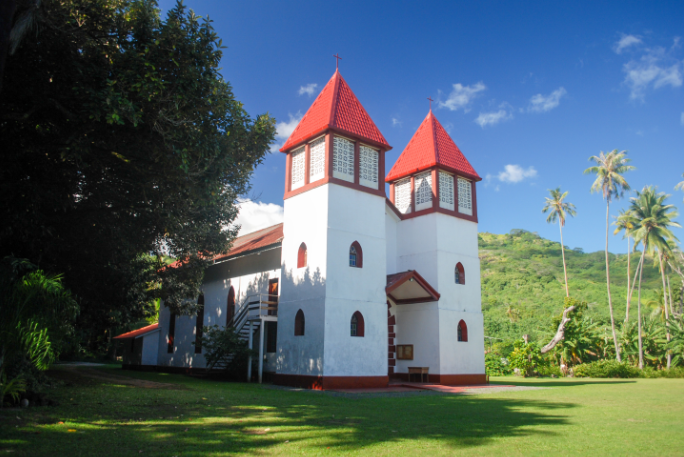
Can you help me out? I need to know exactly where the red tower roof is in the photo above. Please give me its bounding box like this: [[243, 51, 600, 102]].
[[385, 110, 480, 182], [280, 70, 390, 152]]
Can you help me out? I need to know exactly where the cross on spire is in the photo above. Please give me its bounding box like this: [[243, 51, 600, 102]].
[[333, 53, 342, 70], [427, 97, 434, 111]]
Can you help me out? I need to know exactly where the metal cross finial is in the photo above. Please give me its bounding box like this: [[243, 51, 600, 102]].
[[427, 97, 434, 110], [333, 53, 342, 70]]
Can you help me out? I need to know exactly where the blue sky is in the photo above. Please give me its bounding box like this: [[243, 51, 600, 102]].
[[160, 0, 684, 253]]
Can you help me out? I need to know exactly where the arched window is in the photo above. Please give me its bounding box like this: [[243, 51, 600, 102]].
[[455, 262, 465, 285], [458, 319, 468, 342], [297, 243, 307, 269], [294, 309, 305, 336], [349, 241, 363, 268], [226, 286, 235, 326], [350, 311, 365, 337], [195, 294, 205, 354]]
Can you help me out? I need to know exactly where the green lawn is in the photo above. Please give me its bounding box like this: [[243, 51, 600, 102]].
[[1, 366, 682, 456]]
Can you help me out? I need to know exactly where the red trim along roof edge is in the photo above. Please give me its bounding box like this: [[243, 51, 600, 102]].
[[113, 323, 160, 340]]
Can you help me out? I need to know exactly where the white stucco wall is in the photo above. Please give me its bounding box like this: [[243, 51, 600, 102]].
[[322, 184, 387, 377], [393, 301, 441, 374], [141, 331, 159, 366], [277, 185, 328, 376], [156, 247, 282, 369], [393, 211, 484, 376], [385, 206, 399, 274]]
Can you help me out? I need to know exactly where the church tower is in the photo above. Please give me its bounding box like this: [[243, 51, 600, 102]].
[[274, 68, 392, 389], [385, 108, 486, 384]]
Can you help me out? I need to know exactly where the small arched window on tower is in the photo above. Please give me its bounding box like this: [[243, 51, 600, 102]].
[[349, 241, 363, 268], [297, 243, 307, 269], [350, 311, 365, 337], [294, 309, 305, 336], [455, 262, 465, 285], [457, 320, 468, 342]]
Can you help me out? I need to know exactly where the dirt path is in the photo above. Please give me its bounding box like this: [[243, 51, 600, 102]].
[[60, 366, 183, 390]]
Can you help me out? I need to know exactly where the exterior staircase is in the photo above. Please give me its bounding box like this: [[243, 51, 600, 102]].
[[214, 293, 277, 382]]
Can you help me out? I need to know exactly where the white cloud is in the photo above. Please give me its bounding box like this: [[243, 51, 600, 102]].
[[270, 112, 303, 152], [496, 165, 537, 184], [621, 40, 683, 100], [232, 200, 284, 236], [438, 82, 486, 112], [526, 87, 567, 113], [475, 109, 512, 128], [681, 112, 684, 126], [298, 83, 318, 97], [392, 118, 402, 127], [614, 34, 642, 54]]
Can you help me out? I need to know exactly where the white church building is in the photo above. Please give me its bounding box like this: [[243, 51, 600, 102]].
[[116, 68, 486, 389]]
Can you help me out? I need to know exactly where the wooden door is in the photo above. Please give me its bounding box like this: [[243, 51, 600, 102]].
[[268, 279, 279, 315]]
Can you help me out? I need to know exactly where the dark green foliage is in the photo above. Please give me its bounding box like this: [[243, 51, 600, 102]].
[[0, 257, 78, 405], [0, 0, 276, 353], [573, 360, 641, 378], [548, 298, 606, 367], [480, 231, 665, 341], [198, 325, 255, 378], [485, 353, 512, 376], [508, 338, 548, 377]]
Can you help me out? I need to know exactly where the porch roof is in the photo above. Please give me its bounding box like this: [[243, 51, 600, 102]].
[[386, 270, 440, 305], [113, 323, 159, 340]]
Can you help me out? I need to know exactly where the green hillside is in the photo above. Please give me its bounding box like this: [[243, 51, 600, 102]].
[[479, 230, 679, 342]]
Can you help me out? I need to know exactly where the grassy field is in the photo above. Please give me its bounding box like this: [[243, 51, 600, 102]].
[[1, 366, 682, 456]]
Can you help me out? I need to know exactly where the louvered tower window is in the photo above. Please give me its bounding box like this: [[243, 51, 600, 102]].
[[395, 178, 411, 214], [415, 171, 432, 211], [333, 136, 354, 182], [309, 137, 325, 182], [439, 171, 455, 211], [291, 147, 305, 190], [458, 178, 472, 215], [359, 145, 378, 189]]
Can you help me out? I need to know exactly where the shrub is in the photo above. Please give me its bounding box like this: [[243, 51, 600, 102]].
[[485, 353, 512, 376], [573, 360, 640, 378], [639, 367, 684, 378], [197, 325, 256, 379]]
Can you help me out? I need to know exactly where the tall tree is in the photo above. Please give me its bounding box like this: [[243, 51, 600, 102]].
[[630, 186, 680, 369], [677, 173, 684, 201], [585, 149, 634, 362], [542, 188, 577, 297], [0, 0, 276, 352], [614, 209, 637, 322]]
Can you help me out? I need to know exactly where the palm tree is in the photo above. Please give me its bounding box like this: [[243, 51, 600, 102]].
[[630, 186, 681, 369], [676, 173, 684, 201], [613, 209, 638, 322], [542, 188, 577, 297], [585, 150, 635, 362]]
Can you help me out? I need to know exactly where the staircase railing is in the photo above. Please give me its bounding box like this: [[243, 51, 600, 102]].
[[229, 293, 278, 334]]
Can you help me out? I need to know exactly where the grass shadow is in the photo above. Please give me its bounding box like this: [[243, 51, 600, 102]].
[[0, 367, 580, 456]]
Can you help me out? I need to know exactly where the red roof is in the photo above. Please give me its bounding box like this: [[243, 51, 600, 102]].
[[113, 323, 159, 340], [386, 110, 480, 182], [212, 223, 284, 262], [280, 70, 390, 151], [165, 223, 284, 270]]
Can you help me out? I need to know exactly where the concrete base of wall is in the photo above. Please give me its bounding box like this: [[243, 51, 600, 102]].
[[391, 372, 487, 385], [273, 374, 389, 390]]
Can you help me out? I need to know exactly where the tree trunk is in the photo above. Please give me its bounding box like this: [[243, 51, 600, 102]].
[[604, 202, 621, 361], [626, 237, 631, 321], [666, 274, 674, 317], [637, 244, 647, 370], [659, 252, 671, 369], [559, 221, 569, 297], [541, 305, 577, 353], [627, 254, 644, 322]]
